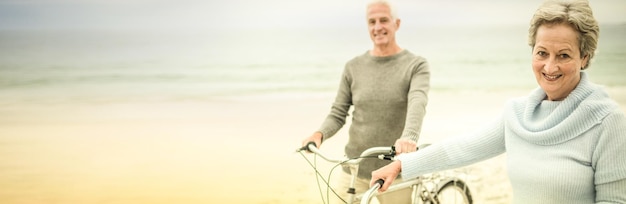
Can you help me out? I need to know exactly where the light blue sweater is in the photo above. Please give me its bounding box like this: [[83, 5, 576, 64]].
[[398, 72, 626, 203]]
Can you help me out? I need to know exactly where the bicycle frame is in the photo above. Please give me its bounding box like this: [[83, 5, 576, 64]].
[[303, 143, 393, 203], [299, 142, 423, 204], [361, 177, 424, 204], [298, 142, 473, 204]]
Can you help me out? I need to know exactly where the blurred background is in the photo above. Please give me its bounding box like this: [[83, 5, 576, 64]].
[[1, 0, 625, 103], [0, 0, 624, 203]]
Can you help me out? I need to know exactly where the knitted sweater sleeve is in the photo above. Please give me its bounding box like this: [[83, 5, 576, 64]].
[[400, 58, 430, 142], [593, 111, 626, 203], [318, 64, 352, 141], [397, 115, 506, 178]]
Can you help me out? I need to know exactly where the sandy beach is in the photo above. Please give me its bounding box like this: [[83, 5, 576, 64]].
[[1, 87, 625, 204]]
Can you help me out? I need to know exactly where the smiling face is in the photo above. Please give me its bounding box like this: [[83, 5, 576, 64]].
[[366, 3, 399, 48], [532, 23, 589, 101]]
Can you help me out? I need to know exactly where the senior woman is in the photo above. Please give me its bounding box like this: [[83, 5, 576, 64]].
[[370, 0, 626, 203]]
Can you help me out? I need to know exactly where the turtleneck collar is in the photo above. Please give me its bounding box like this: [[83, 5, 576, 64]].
[[506, 72, 617, 145]]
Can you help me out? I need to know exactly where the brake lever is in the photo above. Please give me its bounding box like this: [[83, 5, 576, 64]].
[[377, 146, 397, 160]]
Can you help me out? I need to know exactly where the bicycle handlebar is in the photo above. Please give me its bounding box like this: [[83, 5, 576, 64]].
[[298, 141, 317, 152], [298, 142, 428, 163], [297, 142, 432, 204], [297, 142, 395, 165], [360, 179, 384, 204]]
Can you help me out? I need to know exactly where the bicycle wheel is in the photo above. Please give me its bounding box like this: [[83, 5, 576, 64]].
[[432, 179, 472, 204]]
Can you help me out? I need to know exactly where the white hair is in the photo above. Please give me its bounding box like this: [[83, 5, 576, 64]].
[[366, 0, 399, 20]]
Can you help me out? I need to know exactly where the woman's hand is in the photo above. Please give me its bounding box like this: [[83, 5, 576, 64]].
[[370, 160, 402, 192]]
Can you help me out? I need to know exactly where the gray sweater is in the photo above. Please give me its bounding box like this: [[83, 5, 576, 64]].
[[319, 50, 430, 179], [398, 72, 626, 203]]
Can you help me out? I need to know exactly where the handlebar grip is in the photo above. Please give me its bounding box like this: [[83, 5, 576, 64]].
[[375, 178, 384, 187], [298, 141, 317, 152]]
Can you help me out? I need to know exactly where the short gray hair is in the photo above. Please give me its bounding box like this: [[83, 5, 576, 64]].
[[528, 0, 599, 70], [366, 0, 399, 20]]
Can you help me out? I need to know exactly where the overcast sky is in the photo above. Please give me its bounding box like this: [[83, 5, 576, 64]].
[[0, 0, 624, 30]]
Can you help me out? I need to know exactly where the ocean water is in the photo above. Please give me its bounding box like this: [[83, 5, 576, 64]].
[[0, 24, 624, 105]]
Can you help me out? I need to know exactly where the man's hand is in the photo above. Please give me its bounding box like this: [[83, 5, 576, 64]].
[[394, 138, 417, 154], [301, 131, 323, 152]]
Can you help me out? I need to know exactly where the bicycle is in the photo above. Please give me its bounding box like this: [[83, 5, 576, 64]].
[[297, 142, 473, 204]]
